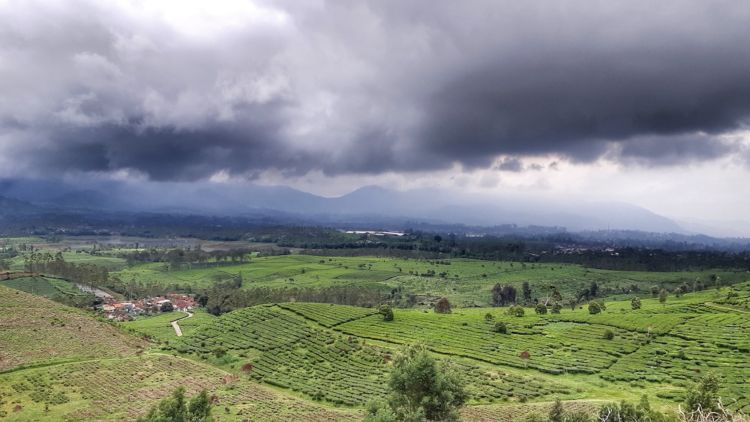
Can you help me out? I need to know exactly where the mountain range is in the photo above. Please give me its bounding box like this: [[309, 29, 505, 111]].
[[0, 177, 690, 234]]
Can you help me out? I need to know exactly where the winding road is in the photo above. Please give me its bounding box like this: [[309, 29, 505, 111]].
[[170, 311, 193, 337]]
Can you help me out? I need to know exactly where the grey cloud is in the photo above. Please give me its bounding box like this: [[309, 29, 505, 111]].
[[614, 134, 739, 166], [1, 0, 750, 181], [495, 157, 524, 172]]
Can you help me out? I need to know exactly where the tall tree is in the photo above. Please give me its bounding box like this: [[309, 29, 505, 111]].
[[365, 344, 466, 422], [522, 281, 532, 304]]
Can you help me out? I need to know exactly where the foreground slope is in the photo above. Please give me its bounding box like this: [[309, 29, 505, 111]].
[[0, 285, 358, 421], [0, 284, 145, 371]]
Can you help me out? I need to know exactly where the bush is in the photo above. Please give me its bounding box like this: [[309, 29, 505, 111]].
[[484, 313, 494, 321], [506, 305, 525, 317], [685, 374, 721, 414], [631, 297, 641, 310], [603, 329, 615, 340], [434, 298, 452, 314], [588, 302, 602, 315], [551, 303, 562, 314], [535, 304, 548, 315], [379, 304, 394, 322], [493, 322, 508, 334]]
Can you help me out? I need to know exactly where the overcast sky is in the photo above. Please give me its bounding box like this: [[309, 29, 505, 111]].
[[1, 0, 749, 232]]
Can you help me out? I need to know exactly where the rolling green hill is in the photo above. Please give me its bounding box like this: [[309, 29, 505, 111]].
[[114, 254, 747, 306]]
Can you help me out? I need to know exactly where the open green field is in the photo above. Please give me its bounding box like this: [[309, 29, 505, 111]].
[[121, 309, 216, 342], [114, 254, 746, 306], [7, 251, 128, 271]]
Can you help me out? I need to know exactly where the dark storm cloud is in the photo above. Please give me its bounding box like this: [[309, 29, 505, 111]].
[[1, 0, 750, 180], [36, 122, 297, 181]]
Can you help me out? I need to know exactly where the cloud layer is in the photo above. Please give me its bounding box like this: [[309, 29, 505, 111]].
[[1, 0, 750, 180]]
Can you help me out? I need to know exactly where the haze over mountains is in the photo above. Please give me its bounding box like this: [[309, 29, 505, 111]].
[[0, 177, 702, 235]]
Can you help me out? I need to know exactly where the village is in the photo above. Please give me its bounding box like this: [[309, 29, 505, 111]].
[[99, 293, 197, 321]]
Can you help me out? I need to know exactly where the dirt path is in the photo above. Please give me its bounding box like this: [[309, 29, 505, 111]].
[[171, 311, 193, 337]]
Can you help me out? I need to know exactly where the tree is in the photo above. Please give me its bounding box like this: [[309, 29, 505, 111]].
[[589, 282, 599, 298], [365, 344, 466, 422], [379, 304, 394, 321], [551, 303, 562, 314], [550, 287, 562, 303], [186, 390, 213, 422], [161, 301, 174, 312], [138, 387, 214, 422], [631, 297, 641, 310], [522, 281, 532, 304], [685, 374, 721, 414], [659, 289, 668, 306], [534, 304, 547, 315], [492, 284, 517, 307], [603, 329, 614, 340], [435, 297, 452, 314]]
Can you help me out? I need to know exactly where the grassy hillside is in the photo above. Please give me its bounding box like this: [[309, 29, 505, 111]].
[[0, 285, 145, 371]]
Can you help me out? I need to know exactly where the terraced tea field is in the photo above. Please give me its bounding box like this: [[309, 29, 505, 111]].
[[177, 304, 576, 406], [335, 310, 646, 374], [169, 287, 748, 414], [0, 354, 359, 421]]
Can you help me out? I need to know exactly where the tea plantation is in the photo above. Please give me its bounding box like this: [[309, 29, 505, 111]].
[[169, 285, 750, 414]]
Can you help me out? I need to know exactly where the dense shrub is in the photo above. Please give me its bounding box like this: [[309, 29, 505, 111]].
[[493, 322, 508, 334], [631, 297, 641, 310], [379, 304, 394, 322], [434, 298, 452, 314], [506, 305, 525, 317]]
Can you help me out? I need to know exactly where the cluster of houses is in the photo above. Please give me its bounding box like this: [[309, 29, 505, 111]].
[[99, 294, 197, 321]]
